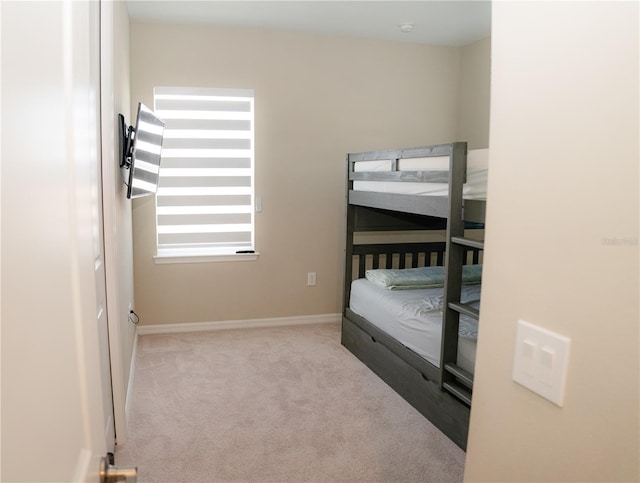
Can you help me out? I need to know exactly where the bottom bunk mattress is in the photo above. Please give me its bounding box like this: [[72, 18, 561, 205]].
[[349, 279, 481, 373]]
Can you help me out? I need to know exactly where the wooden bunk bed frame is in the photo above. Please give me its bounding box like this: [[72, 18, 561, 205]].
[[342, 142, 486, 450]]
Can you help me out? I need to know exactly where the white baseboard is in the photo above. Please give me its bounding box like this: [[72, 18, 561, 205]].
[[72, 449, 92, 483], [136, 313, 342, 335]]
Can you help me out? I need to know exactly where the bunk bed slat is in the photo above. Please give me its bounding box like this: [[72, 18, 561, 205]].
[[349, 190, 449, 218], [448, 301, 480, 319], [385, 255, 393, 269], [347, 143, 454, 164], [442, 382, 472, 407], [348, 149, 401, 162], [400, 144, 454, 158], [444, 363, 474, 389], [350, 171, 450, 183], [451, 236, 485, 250]]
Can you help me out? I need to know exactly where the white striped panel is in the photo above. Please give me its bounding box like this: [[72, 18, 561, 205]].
[[161, 148, 251, 158], [155, 86, 254, 254], [157, 224, 253, 234], [156, 205, 252, 215], [157, 187, 252, 196], [160, 168, 251, 177]]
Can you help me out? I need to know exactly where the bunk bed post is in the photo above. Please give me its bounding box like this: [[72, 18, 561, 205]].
[[440, 142, 468, 396], [343, 154, 355, 318]]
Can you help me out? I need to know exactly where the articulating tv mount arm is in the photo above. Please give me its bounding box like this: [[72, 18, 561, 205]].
[[118, 113, 136, 169]]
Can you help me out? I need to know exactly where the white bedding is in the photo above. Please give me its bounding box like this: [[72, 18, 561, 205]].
[[349, 278, 481, 373], [352, 148, 488, 200]]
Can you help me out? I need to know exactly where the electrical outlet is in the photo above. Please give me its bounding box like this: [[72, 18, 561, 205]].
[[307, 272, 316, 286]]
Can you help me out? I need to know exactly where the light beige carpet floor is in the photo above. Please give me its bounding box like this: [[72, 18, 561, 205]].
[[115, 322, 465, 482]]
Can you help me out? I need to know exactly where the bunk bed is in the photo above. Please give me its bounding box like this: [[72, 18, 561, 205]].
[[342, 142, 486, 450]]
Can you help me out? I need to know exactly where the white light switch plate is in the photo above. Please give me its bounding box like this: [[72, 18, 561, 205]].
[[513, 320, 571, 407]]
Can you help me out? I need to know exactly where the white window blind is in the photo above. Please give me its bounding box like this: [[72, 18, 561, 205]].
[[154, 87, 255, 257]]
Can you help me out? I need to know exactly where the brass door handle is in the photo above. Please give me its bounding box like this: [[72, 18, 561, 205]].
[[100, 455, 137, 482]]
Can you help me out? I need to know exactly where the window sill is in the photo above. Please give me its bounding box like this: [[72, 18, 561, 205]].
[[154, 251, 259, 264]]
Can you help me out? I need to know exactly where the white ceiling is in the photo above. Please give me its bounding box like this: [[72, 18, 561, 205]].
[[126, 1, 491, 47]]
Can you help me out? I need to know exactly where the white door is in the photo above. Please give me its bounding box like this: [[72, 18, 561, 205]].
[[90, 0, 117, 453], [1, 1, 115, 480]]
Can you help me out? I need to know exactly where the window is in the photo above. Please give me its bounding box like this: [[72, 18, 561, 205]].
[[153, 87, 255, 262]]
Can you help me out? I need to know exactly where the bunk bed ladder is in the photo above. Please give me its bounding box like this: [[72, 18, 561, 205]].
[[440, 142, 484, 407]]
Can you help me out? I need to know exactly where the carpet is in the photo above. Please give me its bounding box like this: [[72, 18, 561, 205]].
[[115, 322, 465, 482]]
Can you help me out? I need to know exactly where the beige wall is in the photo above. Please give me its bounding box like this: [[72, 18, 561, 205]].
[[114, 0, 135, 373], [109, 0, 137, 430], [457, 37, 491, 149], [465, 2, 639, 482], [130, 24, 467, 325], [99, 0, 136, 444]]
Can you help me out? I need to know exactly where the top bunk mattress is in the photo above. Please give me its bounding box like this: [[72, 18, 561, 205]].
[[352, 148, 488, 200]]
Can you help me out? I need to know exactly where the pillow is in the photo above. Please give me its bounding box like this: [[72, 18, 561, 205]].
[[365, 264, 482, 290]]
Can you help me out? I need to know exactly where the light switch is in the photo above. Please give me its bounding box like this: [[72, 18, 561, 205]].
[[513, 320, 571, 407], [522, 339, 536, 376], [538, 346, 555, 386]]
